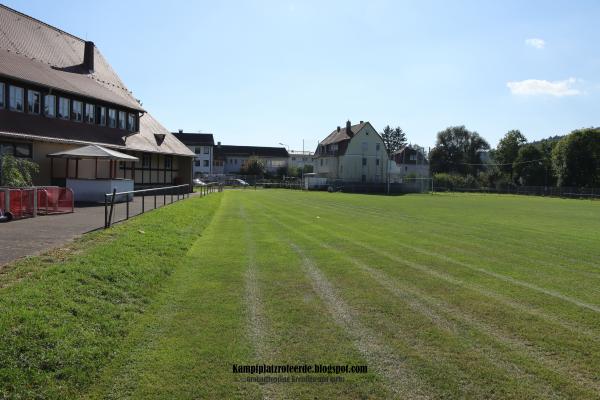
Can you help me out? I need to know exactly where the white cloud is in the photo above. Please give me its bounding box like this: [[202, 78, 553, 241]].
[[525, 38, 545, 49], [507, 78, 581, 97]]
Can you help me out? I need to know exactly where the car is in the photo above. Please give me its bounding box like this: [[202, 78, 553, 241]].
[[234, 179, 249, 186], [193, 178, 207, 186]]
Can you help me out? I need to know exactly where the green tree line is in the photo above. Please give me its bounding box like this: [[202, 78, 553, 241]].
[[430, 126, 600, 189]]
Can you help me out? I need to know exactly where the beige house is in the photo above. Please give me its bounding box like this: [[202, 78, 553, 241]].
[[314, 121, 387, 183]]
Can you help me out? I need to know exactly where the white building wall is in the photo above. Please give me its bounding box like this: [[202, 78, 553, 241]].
[[189, 145, 213, 177]]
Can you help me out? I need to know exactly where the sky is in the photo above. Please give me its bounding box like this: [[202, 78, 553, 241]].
[[5, 0, 600, 150]]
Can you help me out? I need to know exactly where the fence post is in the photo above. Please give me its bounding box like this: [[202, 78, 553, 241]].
[[30, 188, 37, 218], [104, 194, 108, 228], [126, 192, 130, 220], [107, 188, 116, 228], [142, 194, 145, 214], [154, 192, 157, 209]]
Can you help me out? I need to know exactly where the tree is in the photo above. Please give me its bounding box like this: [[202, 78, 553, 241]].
[[380, 125, 407, 156], [493, 130, 527, 179], [0, 155, 39, 187], [429, 126, 490, 175], [240, 156, 265, 176], [552, 128, 600, 187], [513, 144, 545, 186], [302, 164, 313, 173]]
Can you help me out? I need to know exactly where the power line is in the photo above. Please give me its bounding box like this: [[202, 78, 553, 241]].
[[457, 158, 546, 166]]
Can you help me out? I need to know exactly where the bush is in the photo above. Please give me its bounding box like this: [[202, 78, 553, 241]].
[[0, 155, 39, 187]]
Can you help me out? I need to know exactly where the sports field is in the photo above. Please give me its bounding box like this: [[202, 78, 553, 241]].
[[2, 190, 600, 399]]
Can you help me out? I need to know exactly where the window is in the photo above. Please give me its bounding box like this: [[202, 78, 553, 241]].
[[194, 160, 201, 167], [108, 109, 117, 128], [85, 103, 95, 124], [118, 111, 126, 129], [0, 83, 4, 108], [71, 100, 83, 121], [98, 106, 106, 126], [203, 160, 209, 167], [9, 86, 24, 112], [376, 143, 380, 151], [361, 174, 366, 183], [410, 154, 417, 161], [164, 156, 172, 169], [376, 159, 380, 166], [15, 143, 32, 158], [320, 159, 323, 166], [128, 113, 136, 131], [292, 157, 296, 161], [0, 143, 14, 156], [0, 142, 31, 158], [26, 90, 41, 114], [362, 157, 367, 166], [142, 154, 151, 168], [204, 146, 209, 154], [361, 142, 368, 152], [195, 147, 201, 154], [58, 97, 69, 119], [44, 94, 56, 117]]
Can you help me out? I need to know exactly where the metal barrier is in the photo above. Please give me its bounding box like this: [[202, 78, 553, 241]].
[[105, 184, 205, 228], [1, 188, 35, 219], [0, 187, 74, 220], [37, 187, 74, 215]]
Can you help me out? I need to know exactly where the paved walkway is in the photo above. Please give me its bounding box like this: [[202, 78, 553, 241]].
[[0, 193, 196, 267]]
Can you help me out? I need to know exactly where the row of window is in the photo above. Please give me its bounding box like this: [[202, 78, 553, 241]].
[[0, 82, 137, 132], [141, 154, 172, 169], [0, 141, 32, 158], [194, 146, 210, 155], [194, 160, 210, 167], [319, 157, 381, 167]]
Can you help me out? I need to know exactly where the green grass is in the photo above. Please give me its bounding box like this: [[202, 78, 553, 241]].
[[2, 190, 600, 398]]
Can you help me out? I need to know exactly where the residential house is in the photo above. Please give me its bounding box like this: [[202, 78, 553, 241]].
[[389, 145, 430, 182], [0, 5, 194, 196], [172, 131, 214, 177], [314, 121, 387, 183], [212, 144, 289, 175], [288, 150, 314, 173]]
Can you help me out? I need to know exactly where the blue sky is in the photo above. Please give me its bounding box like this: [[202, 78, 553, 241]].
[[5, 0, 600, 150]]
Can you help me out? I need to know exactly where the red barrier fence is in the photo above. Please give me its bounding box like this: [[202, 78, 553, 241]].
[[0, 187, 74, 220], [37, 187, 74, 215], [7, 189, 35, 219]]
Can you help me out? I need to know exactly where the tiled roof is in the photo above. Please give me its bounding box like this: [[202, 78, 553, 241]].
[[214, 145, 289, 158], [0, 4, 193, 157], [172, 132, 215, 146], [320, 122, 368, 146], [0, 5, 142, 111]]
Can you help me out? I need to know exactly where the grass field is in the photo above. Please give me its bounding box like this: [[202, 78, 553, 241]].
[[2, 190, 600, 399]]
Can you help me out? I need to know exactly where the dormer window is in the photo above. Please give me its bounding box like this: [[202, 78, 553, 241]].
[[85, 103, 95, 124], [127, 113, 136, 132], [71, 100, 83, 122], [118, 111, 126, 130], [9, 86, 24, 112], [58, 97, 69, 119], [27, 90, 41, 114]]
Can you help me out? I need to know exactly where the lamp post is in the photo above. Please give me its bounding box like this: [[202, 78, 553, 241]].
[[278, 142, 289, 152]]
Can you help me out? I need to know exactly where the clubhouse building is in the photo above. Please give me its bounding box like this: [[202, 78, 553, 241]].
[[0, 5, 194, 199]]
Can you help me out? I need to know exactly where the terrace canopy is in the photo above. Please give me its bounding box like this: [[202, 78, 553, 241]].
[[47, 144, 138, 179]]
